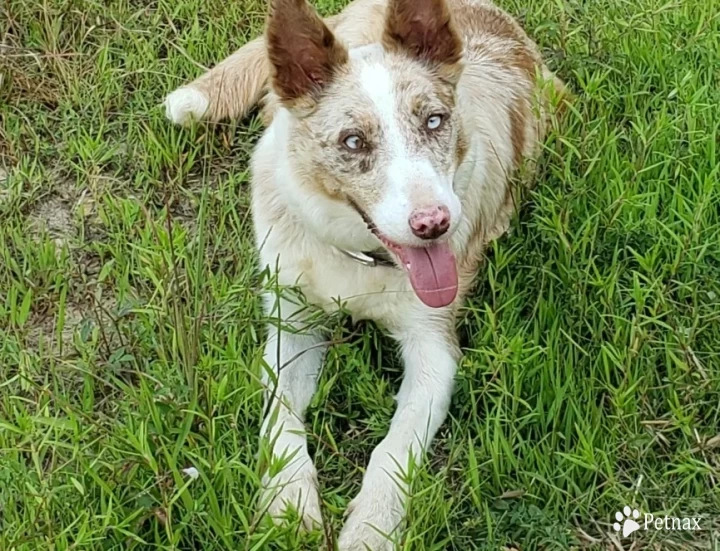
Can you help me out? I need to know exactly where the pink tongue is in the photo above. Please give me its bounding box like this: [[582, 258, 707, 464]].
[[398, 242, 458, 308]]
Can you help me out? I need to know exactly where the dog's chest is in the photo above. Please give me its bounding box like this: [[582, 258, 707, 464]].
[[272, 243, 413, 323]]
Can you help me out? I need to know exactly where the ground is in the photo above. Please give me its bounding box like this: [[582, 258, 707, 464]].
[[1, 0, 719, 549]]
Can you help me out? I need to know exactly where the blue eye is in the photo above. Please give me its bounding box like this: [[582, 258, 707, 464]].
[[343, 134, 364, 151], [427, 114, 443, 130], [344, 135, 362, 149]]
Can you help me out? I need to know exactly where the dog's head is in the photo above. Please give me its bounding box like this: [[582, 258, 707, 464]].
[[267, 0, 465, 308]]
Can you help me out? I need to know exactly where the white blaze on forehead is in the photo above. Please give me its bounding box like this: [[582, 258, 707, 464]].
[[359, 61, 406, 157], [358, 61, 415, 236], [352, 53, 459, 243]]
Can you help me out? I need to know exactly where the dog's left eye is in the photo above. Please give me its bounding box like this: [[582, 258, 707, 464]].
[[427, 114, 444, 130], [342, 134, 364, 151]]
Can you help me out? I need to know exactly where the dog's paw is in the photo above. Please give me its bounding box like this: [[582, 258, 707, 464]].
[[261, 461, 323, 531], [164, 87, 209, 125], [338, 480, 403, 551]]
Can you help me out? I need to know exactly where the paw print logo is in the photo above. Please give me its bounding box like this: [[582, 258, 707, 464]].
[[613, 506, 641, 537]]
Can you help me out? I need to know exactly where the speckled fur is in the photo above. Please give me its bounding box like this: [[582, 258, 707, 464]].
[[165, 0, 567, 548]]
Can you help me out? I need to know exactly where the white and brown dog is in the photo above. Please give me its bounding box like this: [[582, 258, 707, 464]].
[[165, 0, 565, 548]]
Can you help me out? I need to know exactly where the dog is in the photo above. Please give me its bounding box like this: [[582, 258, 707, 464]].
[[165, 0, 565, 548]]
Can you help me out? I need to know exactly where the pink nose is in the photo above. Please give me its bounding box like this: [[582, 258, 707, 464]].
[[409, 205, 451, 240]]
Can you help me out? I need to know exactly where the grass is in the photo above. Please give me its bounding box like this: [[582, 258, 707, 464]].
[[1, 0, 719, 549]]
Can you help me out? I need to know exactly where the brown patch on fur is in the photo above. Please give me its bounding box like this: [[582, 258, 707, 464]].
[[266, 0, 348, 108], [475, 41, 537, 82], [383, 0, 462, 77], [458, 3, 527, 44], [508, 97, 527, 168], [457, 3, 540, 82], [455, 128, 469, 168], [505, 44, 537, 81], [506, 44, 541, 82], [431, 76, 456, 108]]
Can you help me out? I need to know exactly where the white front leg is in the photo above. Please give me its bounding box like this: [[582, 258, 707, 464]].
[[259, 296, 326, 530], [339, 325, 459, 550]]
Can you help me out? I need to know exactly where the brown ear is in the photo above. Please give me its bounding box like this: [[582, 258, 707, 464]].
[[383, 0, 462, 76], [266, 0, 348, 110]]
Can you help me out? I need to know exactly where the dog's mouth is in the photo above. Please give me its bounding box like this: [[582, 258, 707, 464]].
[[348, 199, 459, 308]]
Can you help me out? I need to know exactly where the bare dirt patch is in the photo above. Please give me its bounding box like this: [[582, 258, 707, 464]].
[[26, 293, 121, 357], [29, 196, 76, 248]]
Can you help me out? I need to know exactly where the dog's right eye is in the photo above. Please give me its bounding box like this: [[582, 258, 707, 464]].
[[341, 134, 364, 152]]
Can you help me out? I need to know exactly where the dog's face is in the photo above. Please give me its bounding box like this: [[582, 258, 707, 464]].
[[267, 0, 465, 308], [299, 47, 465, 244]]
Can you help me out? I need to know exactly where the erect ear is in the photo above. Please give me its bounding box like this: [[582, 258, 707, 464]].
[[266, 0, 348, 111], [383, 0, 462, 80]]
